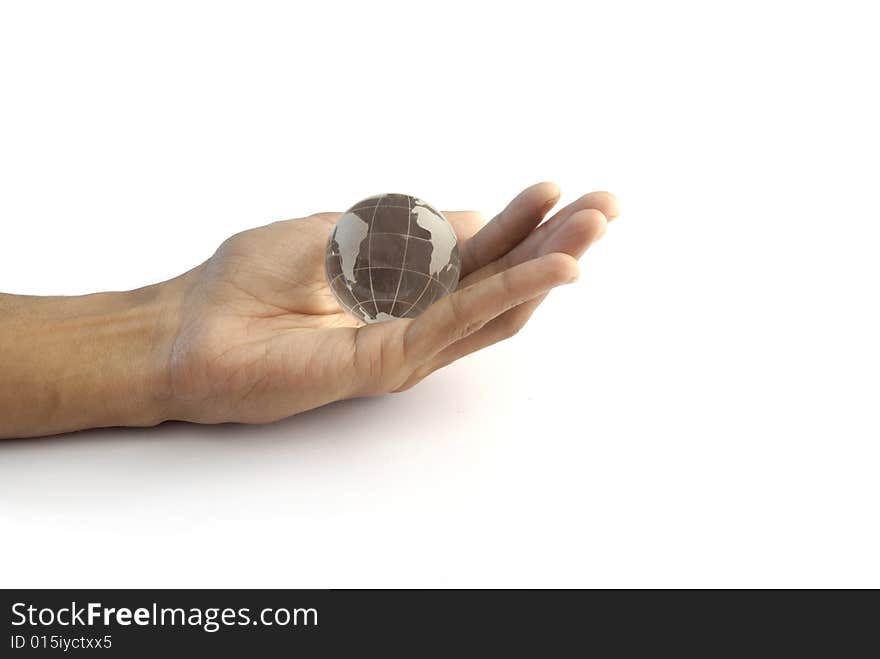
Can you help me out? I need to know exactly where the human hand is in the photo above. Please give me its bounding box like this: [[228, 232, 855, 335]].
[[166, 183, 619, 424]]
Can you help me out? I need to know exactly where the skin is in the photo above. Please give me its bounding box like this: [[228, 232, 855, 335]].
[[0, 183, 619, 439]]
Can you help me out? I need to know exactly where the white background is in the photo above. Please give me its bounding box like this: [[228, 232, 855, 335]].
[[1, 1, 878, 588]]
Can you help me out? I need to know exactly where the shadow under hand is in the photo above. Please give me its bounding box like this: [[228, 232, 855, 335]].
[[0, 367, 476, 524]]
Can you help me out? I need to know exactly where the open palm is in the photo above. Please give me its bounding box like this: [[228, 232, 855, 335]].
[[166, 183, 618, 424]]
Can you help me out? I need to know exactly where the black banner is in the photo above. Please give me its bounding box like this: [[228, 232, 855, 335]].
[[1, 589, 874, 655]]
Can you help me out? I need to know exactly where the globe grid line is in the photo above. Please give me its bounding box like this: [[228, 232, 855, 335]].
[[328, 194, 461, 324], [326, 268, 452, 296], [399, 268, 437, 317], [350, 204, 412, 211], [348, 298, 420, 315], [357, 232, 437, 243], [364, 197, 383, 319], [389, 195, 412, 317]]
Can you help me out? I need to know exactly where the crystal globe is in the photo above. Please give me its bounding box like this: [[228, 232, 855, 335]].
[[325, 193, 461, 323]]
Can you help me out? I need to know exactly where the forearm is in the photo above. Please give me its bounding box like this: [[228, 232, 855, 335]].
[[0, 281, 184, 439]]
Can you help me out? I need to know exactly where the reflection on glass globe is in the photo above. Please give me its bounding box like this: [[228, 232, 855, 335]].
[[325, 193, 461, 324]]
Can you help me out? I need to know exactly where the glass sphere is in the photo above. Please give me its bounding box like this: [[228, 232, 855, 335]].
[[325, 193, 461, 323]]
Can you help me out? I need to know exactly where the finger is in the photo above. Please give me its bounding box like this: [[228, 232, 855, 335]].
[[408, 210, 608, 383], [395, 294, 544, 390], [404, 252, 579, 363], [538, 208, 609, 258], [458, 182, 561, 277], [458, 191, 616, 288], [442, 210, 485, 243], [461, 207, 608, 287], [546, 191, 620, 227], [520, 191, 618, 253]]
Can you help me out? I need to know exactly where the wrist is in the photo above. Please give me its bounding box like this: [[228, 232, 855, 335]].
[[0, 273, 194, 438], [118, 276, 189, 428], [128, 265, 213, 428]]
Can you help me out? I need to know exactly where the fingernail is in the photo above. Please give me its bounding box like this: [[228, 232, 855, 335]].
[[543, 196, 560, 211]]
